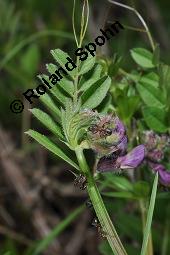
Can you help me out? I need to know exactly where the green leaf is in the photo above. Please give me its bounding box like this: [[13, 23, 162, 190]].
[[79, 64, 102, 92], [159, 63, 170, 103], [79, 55, 96, 75], [136, 82, 165, 109], [31, 108, 64, 139], [40, 93, 61, 118], [39, 74, 69, 106], [130, 48, 155, 68], [81, 76, 111, 109], [143, 107, 168, 132], [26, 130, 79, 170], [46, 63, 74, 95], [50, 49, 76, 78], [140, 172, 158, 255], [140, 72, 159, 88], [30, 205, 84, 255]]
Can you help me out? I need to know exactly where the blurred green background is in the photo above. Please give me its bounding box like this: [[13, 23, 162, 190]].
[[0, 0, 170, 254]]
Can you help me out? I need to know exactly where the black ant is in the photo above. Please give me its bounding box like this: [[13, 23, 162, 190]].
[[88, 123, 112, 138], [92, 218, 106, 238], [74, 174, 87, 190]]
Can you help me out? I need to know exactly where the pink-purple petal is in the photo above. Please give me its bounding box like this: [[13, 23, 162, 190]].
[[149, 163, 170, 186], [118, 145, 145, 169], [117, 136, 128, 155]]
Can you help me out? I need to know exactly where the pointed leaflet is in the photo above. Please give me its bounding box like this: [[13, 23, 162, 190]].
[[139, 72, 159, 88], [46, 63, 74, 95], [50, 49, 76, 78], [39, 74, 69, 106], [81, 76, 111, 109], [136, 82, 165, 109], [130, 48, 155, 68], [40, 93, 61, 118], [79, 64, 102, 92], [78, 55, 96, 75], [31, 108, 64, 139], [142, 106, 168, 132], [26, 130, 79, 170]]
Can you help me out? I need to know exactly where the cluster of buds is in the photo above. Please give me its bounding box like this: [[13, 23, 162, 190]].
[[142, 131, 170, 187], [84, 110, 145, 173]]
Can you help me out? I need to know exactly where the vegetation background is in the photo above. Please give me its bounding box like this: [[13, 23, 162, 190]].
[[0, 0, 170, 254]]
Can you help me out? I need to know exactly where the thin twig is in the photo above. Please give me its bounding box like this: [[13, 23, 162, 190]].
[[108, 0, 155, 51]]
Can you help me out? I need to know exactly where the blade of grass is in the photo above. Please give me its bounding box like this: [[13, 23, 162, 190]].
[[0, 30, 74, 70], [30, 205, 85, 255], [140, 172, 158, 255]]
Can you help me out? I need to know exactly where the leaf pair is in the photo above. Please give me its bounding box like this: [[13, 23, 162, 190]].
[[131, 47, 169, 132]]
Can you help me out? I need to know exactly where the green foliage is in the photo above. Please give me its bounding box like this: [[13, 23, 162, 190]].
[[79, 64, 102, 92], [50, 49, 76, 77], [81, 76, 111, 109], [40, 93, 61, 118], [30, 108, 64, 139], [130, 48, 155, 68], [136, 81, 165, 109], [142, 107, 168, 132], [25, 130, 79, 170], [79, 54, 96, 75]]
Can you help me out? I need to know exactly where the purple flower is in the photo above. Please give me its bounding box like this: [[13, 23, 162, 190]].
[[85, 111, 145, 173], [97, 145, 145, 172], [142, 130, 170, 186], [149, 163, 170, 187], [142, 131, 169, 163], [87, 113, 127, 156]]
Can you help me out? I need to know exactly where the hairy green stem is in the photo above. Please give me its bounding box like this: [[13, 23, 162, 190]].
[[75, 148, 128, 255]]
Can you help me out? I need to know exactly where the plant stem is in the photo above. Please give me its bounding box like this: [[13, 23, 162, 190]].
[[139, 199, 153, 255], [108, 0, 155, 51], [75, 148, 128, 255]]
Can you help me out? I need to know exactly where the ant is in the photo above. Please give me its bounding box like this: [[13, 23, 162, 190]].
[[88, 122, 112, 138], [92, 218, 106, 238], [74, 174, 87, 190]]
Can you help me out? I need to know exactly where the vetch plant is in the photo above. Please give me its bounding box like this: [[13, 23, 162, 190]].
[[25, 1, 170, 255]]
